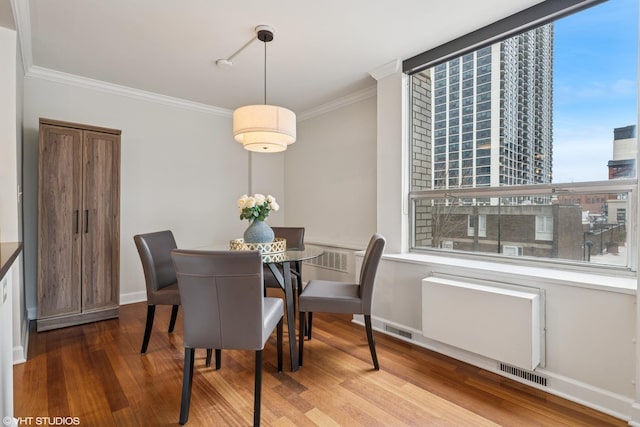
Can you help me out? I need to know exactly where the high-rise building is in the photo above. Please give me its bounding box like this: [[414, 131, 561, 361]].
[[608, 125, 637, 179], [415, 24, 554, 190]]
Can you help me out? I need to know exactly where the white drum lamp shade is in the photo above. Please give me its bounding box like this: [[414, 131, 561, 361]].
[[233, 104, 296, 152]]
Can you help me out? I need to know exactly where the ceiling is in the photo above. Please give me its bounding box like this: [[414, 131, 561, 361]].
[[15, 0, 544, 115]]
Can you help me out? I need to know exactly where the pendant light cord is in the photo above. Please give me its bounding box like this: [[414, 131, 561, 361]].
[[264, 41, 267, 104]]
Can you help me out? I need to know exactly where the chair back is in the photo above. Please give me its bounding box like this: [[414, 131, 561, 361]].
[[272, 227, 305, 250], [171, 250, 266, 350], [134, 230, 178, 301], [358, 234, 386, 314]]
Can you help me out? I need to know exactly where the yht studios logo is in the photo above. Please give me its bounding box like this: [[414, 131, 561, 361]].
[[4, 417, 81, 426]]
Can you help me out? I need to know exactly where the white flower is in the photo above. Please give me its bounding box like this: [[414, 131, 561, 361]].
[[237, 193, 280, 221], [237, 196, 248, 209]]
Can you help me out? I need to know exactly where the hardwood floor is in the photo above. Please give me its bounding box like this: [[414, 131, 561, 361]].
[[15, 302, 625, 426]]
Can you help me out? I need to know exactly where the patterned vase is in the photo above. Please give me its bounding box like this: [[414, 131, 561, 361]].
[[243, 220, 275, 243]]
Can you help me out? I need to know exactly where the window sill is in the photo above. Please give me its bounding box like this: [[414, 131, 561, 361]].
[[379, 252, 637, 295]]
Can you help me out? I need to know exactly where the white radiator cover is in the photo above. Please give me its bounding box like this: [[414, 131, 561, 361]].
[[422, 276, 541, 370]]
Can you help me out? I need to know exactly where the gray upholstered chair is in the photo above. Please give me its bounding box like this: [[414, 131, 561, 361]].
[[134, 230, 182, 354], [263, 227, 305, 303], [171, 249, 284, 426], [298, 234, 386, 370]]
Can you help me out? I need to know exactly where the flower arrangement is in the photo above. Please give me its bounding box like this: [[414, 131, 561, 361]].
[[237, 194, 279, 222]]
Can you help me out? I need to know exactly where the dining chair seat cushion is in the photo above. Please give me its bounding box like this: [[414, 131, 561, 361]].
[[148, 282, 181, 306], [262, 298, 285, 347], [298, 280, 362, 314]]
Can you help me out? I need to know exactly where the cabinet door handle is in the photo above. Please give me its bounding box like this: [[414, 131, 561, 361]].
[[74, 210, 79, 234], [84, 210, 89, 234]]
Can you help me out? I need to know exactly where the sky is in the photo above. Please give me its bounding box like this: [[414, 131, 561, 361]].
[[552, 0, 638, 183]]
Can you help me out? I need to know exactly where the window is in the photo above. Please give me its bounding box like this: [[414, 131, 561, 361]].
[[503, 245, 524, 256], [441, 240, 454, 250], [535, 215, 553, 241], [467, 214, 487, 237], [407, 0, 638, 269]]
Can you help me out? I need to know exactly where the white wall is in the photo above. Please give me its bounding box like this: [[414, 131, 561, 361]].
[[285, 95, 377, 249], [0, 24, 17, 424], [12, 16, 26, 366], [22, 74, 282, 309], [250, 152, 286, 227]]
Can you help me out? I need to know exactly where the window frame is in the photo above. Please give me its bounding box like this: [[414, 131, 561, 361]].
[[403, 0, 606, 75]]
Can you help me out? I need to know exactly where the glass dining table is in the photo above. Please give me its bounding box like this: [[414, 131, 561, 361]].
[[196, 244, 324, 371]]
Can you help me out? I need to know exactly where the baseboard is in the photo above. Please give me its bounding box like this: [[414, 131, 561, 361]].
[[28, 291, 147, 316], [119, 291, 147, 305], [536, 369, 632, 422], [12, 314, 29, 364], [629, 402, 640, 426], [12, 345, 25, 364], [362, 315, 632, 423]]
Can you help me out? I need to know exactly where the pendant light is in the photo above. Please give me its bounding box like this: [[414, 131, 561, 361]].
[[232, 26, 296, 153]]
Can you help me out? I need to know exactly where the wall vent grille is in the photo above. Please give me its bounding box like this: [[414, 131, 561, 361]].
[[499, 362, 547, 386], [304, 250, 349, 273], [385, 324, 413, 339]]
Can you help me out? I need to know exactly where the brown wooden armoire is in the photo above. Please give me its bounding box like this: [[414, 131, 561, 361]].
[[37, 118, 121, 331]]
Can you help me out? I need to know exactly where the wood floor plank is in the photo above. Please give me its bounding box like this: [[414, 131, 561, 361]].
[[46, 349, 70, 416], [14, 302, 627, 426]]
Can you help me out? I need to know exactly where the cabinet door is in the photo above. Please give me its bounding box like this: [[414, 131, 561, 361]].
[[37, 125, 83, 318], [81, 131, 120, 311]]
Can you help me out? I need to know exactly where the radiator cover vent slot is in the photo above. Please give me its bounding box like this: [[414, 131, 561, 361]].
[[499, 362, 547, 386], [304, 249, 349, 273], [385, 324, 413, 339]]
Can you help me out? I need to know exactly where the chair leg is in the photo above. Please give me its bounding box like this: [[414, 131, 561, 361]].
[[298, 311, 305, 366], [254, 350, 263, 427], [140, 305, 156, 354], [179, 347, 195, 425], [307, 312, 313, 340], [205, 349, 222, 369], [277, 318, 283, 372], [364, 315, 379, 370], [168, 304, 179, 333]]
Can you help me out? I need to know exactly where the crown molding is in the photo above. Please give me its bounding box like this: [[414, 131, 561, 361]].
[[297, 85, 377, 122], [26, 65, 377, 121], [26, 66, 232, 117], [369, 59, 402, 81], [11, 0, 33, 72]]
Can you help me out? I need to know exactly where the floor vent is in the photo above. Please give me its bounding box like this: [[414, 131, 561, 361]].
[[304, 250, 349, 273], [385, 324, 413, 339], [499, 362, 547, 386]]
